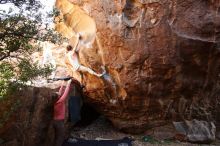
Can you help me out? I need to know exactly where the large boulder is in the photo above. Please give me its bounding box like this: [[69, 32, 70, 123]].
[[0, 87, 54, 146], [55, 0, 220, 134]]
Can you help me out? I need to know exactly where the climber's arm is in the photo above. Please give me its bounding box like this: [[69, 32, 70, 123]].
[[74, 34, 81, 52], [67, 52, 78, 68], [72, 33, 80, 53]]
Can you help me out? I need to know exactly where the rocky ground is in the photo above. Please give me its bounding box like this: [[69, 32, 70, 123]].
[[70, 116, 219, 146]]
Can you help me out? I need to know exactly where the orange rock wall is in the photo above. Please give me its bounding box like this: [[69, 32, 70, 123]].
[[55, 0, 220, 133]]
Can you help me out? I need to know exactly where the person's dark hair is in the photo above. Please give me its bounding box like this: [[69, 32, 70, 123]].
[[66, 45, 73, 51], [51, 92, 59, 103], [79, 35, 82, 40]]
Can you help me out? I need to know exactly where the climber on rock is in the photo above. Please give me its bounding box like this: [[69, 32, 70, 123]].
[[65, 36, 105, 78], [51, 78, 72, 146], [68, 34, 119, 102]]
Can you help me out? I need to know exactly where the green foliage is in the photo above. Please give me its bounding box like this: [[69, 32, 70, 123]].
[[0, 1, 64, 98], [0, 59, 53, 97], [0, 14, 37, 59], [0, 63, 14, 98], [20, 59, 54, 82]]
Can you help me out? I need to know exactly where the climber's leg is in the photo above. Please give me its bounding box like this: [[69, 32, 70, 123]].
[[78, 65, 102, 77], [101, 68, 118, 100]]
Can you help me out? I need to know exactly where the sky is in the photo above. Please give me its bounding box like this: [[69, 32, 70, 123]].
[[0, 0, 56, 12], [38, 0, 56, 17], [0, 0, 56, 20]]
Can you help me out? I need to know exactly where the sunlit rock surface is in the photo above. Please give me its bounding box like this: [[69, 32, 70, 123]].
[[53, 0, 220, 135]]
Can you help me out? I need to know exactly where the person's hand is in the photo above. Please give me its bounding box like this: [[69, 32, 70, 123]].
[[67, 79, 72, 84], [61, 80, 65, 85]]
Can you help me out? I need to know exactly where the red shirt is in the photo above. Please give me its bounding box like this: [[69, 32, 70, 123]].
[[53, 83, 71, 120]]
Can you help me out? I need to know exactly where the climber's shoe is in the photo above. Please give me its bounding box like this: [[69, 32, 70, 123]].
[[100, 66, 107, 76]]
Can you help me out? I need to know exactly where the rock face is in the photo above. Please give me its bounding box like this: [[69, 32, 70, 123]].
[[55, 0, 220, 134], [0, 87, 54, 146], [173, 120, 216, 143]]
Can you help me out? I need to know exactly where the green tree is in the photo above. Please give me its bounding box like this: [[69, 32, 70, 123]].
[[0, 0, 62, 98]]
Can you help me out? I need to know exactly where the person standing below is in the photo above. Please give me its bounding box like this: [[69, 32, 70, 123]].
[[67, 78, 84, 136], [52, 79, 72, 146]]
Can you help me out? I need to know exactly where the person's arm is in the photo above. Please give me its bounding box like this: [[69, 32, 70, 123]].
[[72, 35, 80, 52], [67, 52, 80, 71], [57, 80, 72, 103], [58, 81, 65, 95]]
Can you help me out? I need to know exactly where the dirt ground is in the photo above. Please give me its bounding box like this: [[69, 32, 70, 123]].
[[70, 116, 219, 146]]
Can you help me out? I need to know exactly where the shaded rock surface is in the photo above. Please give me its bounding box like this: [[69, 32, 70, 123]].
[[173, 120, 216, 143], [0, 87, 54, 146], [70, 116, 218, 146], [54, 0, 220, 135], [0, 85, 100, 146]]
